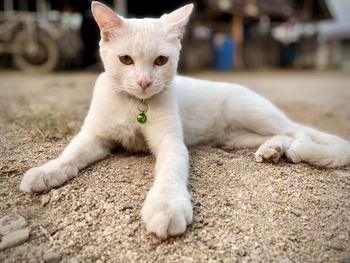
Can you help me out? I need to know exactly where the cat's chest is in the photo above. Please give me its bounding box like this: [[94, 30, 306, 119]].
[[107, 111, 148, 152]]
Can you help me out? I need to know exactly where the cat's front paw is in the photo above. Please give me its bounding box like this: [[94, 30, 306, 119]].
[[20, 161, 78, 193], [141, 187, 193, 240]]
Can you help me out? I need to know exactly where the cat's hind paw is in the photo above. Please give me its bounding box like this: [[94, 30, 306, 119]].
[[141, 187, 193, 240], [255, 144, 283, 163], [20, 162, 78, 193]]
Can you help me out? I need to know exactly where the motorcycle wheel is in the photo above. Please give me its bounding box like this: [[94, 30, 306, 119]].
[[13, 30, 59, 73]]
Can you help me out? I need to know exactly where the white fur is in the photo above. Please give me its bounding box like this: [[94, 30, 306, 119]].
[[20, 2, 350, 240]]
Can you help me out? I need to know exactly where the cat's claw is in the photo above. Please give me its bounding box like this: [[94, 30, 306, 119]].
[[20, 162, 78, 193], [141, 187, 193, 240]]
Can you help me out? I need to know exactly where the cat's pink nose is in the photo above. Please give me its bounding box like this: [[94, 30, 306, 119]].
[[137, 79, 152, 90]]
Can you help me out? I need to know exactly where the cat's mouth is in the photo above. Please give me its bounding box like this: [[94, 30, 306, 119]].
[[132, 84, 167, 99], [125, 87, 161, 100]]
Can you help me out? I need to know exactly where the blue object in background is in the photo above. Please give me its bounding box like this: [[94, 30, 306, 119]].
[[212, 34, 234, 70]]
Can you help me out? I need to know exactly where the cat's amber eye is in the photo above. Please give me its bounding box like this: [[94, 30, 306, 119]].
[[154, 56, 168, 66], [119, 55, 134, 65]]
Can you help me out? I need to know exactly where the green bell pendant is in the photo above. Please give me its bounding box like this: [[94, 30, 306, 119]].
[[137, 112, 147, 124]]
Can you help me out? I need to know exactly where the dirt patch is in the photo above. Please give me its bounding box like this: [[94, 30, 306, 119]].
[[0, 70, 349, 262]]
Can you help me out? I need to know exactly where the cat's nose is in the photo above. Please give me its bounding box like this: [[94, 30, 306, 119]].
[[137, 79, 152, 90]]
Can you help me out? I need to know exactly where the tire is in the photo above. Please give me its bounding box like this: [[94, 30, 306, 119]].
[[13, 30, 59, 73]]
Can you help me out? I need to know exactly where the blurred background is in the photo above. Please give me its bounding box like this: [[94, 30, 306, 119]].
[[0, 0, 349, 72]]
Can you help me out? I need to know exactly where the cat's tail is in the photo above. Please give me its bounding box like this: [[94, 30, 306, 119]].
[[285, 125, 350, 168]]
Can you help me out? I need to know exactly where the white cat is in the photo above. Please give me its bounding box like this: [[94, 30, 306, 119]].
[[20, 2, 350, 239]]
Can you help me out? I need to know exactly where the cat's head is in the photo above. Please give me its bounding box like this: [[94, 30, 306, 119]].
[[91, 1, 193, 99]]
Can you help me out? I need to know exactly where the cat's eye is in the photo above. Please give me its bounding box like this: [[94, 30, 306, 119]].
[[154, 56, 168, 66], [119, 55, 134, 65]]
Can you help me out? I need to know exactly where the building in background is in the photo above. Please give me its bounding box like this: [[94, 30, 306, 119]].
[[317, 0, 350, 70], [180, 0, 332, 70]]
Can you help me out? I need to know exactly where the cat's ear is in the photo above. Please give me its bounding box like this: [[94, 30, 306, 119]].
[[161, 4, 194, 38], [91, 1, 123, 41]]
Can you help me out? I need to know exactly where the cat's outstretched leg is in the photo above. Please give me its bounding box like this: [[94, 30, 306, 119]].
[[141, 120, 192, 240], [224, 132, 292, 163], [20, 131, 110, 193]]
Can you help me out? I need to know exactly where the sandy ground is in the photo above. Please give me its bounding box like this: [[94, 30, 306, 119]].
[[0, 70, 349, 262]]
